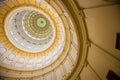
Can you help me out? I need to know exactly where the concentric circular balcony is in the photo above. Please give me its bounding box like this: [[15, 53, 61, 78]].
[[0, 0, 87, 80]]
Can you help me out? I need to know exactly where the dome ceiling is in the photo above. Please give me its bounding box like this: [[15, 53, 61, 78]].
[[0, 0, 88, 80], [5, 6, 58, 53]]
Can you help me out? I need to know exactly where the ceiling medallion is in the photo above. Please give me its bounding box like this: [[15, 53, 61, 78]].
[[37, 18, 46, 28]]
